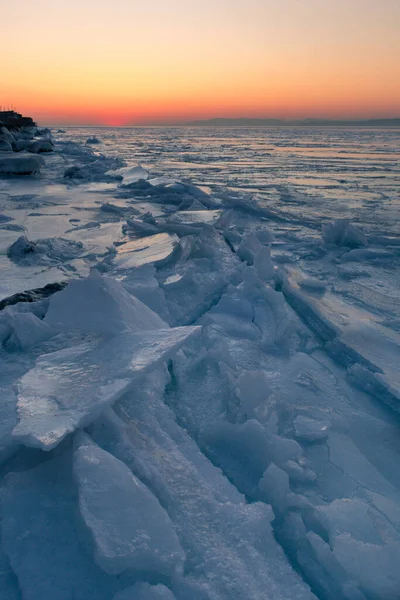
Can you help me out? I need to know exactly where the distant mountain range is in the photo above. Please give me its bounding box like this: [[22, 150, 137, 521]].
[[186, 117, 400, 127]]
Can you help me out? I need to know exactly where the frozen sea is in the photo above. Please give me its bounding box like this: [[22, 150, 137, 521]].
[[0, 125, 400, 600]]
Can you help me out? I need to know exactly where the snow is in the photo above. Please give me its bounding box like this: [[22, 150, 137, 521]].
[[0, 125, 399, 600]]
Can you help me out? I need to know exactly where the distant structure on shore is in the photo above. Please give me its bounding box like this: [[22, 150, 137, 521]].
[[187, 117, 400, 127], [0, 110, 36, 130]]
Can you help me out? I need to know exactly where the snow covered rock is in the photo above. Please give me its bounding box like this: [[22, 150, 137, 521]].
[[13, 139, 29, 152], [73, 439, 184, 575]]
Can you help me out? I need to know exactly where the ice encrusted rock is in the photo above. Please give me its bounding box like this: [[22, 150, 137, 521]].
[[86, 136, 101, 144], [0, 140, 13, 151], [0, 152, 44, 174], [7, 235, 35, 258], [0, 126, 15, 144], [27, 140, 54, 153], [45, 271, 167, 335], [74, 438, 184, 575], [113, 583, 176, 599]]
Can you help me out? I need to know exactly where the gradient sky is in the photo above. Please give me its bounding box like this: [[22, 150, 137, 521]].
[[2, 0, 400, 125]]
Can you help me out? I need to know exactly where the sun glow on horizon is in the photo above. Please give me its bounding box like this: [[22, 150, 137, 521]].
[[2, 0, 400, 126]]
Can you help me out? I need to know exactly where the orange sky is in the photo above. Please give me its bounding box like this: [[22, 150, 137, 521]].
[[2, 0, 400, 125]]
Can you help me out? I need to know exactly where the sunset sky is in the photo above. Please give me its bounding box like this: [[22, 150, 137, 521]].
[[3, 0, 400, 125]]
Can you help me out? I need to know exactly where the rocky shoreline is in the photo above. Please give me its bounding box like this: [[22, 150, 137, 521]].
[[0, 111, 54, 174]]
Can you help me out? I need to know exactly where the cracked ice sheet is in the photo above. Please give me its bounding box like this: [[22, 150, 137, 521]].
[[12, 326, 200, 450], [88, 373, 316, 600], [282, 266, 400, 409]]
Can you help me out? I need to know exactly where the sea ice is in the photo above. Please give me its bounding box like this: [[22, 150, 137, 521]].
[[44, 271, 167, 335], [12, 324, 199, 450], [117, 164, 149, 186], [1, 454, 117, 600], [74, 437, 184, 575], [113, 584, 176, 600], [113, 233, 180, 270]]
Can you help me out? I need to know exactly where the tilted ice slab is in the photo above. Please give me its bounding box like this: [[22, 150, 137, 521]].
[[74, 438, 184, 575], [115, 164, 149, 186], [281, 266, 400, 411], [44, 270, 167, 335], [12, 326, 199, 450], [113, 233, 180, 270]]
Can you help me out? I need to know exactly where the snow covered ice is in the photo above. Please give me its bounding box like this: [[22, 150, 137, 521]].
[[0, 125, 400, 599]]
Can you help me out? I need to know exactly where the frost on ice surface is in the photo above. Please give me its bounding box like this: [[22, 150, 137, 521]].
[[73, 438, 185, 575]]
